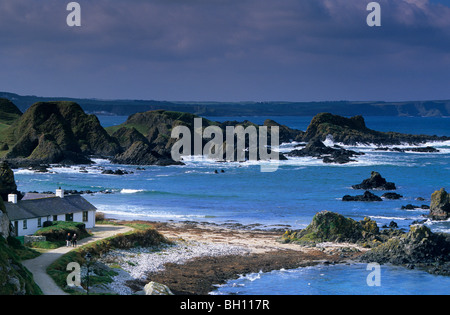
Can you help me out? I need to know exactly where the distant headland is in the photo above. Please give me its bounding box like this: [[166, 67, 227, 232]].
[[1, 91, 450, 117]]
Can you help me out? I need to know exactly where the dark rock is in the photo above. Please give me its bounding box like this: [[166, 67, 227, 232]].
[[382, 192, 403, 200], [112, 141, 184, 166], [302, 112, 449, 145], [0, 161, 21, 201], [361, 225, 450, 276], [429, 188, 450, 220], [283, 211, 364, 243], [388, 221, 398, 229], [342, 191, 383, 202], [411, 219, 427, 225], [263, 119, 304, 144], [352, 171, 396, 190], [401, 204, 419, 210], [101, 169, 129, 175], [408, 146, 439, 153], [282, 211, 382, 245], [373, 146, 439, 153], [111, 127, 149, 151], [287, 138, 363, 164]]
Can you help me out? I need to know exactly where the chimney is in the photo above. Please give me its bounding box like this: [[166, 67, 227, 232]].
[[56, 187, 64, 198], [8, 194, 18, 204]]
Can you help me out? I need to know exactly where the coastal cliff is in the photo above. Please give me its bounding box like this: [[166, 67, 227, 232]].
[[301, 112, 449, 145], [1, 101, 120, 165], [1, 100, 448, 167]]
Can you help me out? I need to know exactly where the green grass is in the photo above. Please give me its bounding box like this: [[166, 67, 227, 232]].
[[105, 123, 148, 137], [0, 236, 42, 295], [47, 222, 171, 294], [31, 221, 91, 249]]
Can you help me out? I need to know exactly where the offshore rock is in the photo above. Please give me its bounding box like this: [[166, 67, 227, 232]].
[[287, 138, 363, 164], [429, 188, 450, 220], [352, 171, 396, 190], [342, 191, 383, 202]]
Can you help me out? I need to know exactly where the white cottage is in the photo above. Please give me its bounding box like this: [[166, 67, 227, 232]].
[[5, 188, 96, 237]]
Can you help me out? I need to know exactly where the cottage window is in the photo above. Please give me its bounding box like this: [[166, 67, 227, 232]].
[[66, 213, 73, 222], [53, 215, 58, 221], [83, 211, 88, 222], [37, 218, 42, 228], [23, 220, 27, 230]]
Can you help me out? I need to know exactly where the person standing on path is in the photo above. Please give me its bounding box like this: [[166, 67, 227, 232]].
[[66, 233, 72, 247], [71, 233, 77, 247]]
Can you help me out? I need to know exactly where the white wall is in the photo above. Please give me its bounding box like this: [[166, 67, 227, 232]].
[[14, 210, 96, 236]]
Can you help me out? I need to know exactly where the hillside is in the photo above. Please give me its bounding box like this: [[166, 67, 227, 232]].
[[302, 113, 450, 145], [107, 110, 301, 165], [0, 101, 120, 165]]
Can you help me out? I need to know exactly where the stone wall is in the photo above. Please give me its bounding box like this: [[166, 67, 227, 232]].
[[24, 235, 46, 245], [0, 211, 10, 237]]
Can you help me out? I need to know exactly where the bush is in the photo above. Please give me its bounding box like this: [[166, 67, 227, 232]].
[[43, 221, 53, 228], [95, 212, 105, 222], [34, 221, 90, 243], [7, 236, 22, 249]]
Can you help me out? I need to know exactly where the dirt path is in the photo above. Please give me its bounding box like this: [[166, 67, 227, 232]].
[[22, 224, 133, 295]]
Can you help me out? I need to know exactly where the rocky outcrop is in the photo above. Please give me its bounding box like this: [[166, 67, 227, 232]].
[[352, 171, 396, 190], [381, 192, 403, 200], [263, 119, 304, 144], [112, 141, 183, 166], [287, 139, 363, 164], [429, 188, 450, 220], [342, 191, 382, 202], [111, 127, 149, 151], [0, 161, 20, 201], [374, 146, 439, 153], [135, 281, 174, 295], [282, 211, 379, 244], [3, 101, 120, 165], [361, 225, 450, 275], [109, 110, 294, 165], [283, 211, 450, 276], [301, 112, 448, 145]]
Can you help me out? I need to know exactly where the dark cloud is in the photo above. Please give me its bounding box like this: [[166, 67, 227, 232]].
[[0, 0, 449, 101]]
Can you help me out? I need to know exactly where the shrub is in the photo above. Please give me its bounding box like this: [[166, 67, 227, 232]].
[[34, 221, 90, 243]]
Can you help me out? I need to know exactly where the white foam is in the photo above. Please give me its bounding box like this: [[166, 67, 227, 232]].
[[120, 189, 145, 194], [369, 215, 410, 221]]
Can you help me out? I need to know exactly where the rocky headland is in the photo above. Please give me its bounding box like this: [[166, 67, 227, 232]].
[[282, 211, 450, 276], [1, 98, 448, 168]]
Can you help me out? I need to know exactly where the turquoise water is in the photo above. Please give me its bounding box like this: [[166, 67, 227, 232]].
[[13, 115, 450, 295], [212, 263, 450, 295]]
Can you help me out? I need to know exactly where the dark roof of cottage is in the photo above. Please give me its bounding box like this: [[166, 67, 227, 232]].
[[5, 195, 97, 221]]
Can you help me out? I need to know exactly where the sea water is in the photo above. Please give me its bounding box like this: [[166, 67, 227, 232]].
[[13, 115, 450, 295]]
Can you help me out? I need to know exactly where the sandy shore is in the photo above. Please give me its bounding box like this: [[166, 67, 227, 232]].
[[105, 221, 366, 295]]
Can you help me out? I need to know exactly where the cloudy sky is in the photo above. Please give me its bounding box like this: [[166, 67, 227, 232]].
[[1, 0, 450, 102]]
